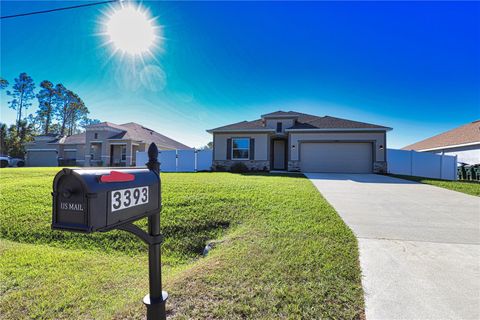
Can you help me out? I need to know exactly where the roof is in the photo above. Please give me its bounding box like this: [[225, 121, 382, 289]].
[[403, 120, 480, 151], [87, 121, 127, 131], [208, 110, 391, 132], [261, 111, 303, 118], [63, 132, 86, 145], [117, 122, 191, 150], [32, 122, 191, 150]]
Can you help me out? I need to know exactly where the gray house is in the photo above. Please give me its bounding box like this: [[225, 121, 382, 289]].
[[26, 122, 190, 167], [208, 111, 392, 173]]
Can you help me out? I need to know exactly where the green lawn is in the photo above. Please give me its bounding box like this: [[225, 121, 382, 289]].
[[0, 168, 364, 319], [390, 174, 480, 197]]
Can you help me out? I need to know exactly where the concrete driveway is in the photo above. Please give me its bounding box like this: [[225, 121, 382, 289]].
[[305, 173, 480, 320]]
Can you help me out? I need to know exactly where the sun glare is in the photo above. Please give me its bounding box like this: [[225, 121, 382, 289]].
[[101, 3, 161, 58]]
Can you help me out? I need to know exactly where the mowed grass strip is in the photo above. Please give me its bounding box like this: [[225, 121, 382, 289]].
[[390, 174, 480, 197], [0, 168, 364, 319]]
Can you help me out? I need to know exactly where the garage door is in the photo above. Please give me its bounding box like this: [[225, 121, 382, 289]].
[[26, 150, 58, 167], [300, 142, 373, 173]]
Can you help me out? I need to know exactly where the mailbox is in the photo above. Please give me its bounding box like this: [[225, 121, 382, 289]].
[[51, 143, 168, 320], [52, 168, 161, 233]]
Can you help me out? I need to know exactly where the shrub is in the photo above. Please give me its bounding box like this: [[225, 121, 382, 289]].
[[230, 162, 248, 173]]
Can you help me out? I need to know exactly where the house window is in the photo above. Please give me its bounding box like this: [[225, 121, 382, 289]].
[[121, 146, 127, 161], [232, 138, 249, 160], [276, 122, 282, 133], [94, 133, 98, 139]]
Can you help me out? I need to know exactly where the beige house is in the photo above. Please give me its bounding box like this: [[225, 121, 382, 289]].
[[208, 111, 391, 173], [26, 122, 190, 167]]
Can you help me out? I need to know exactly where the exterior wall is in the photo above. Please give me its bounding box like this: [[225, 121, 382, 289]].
[[427, 144, 480, 165], [75, 144, 86, 166], [213, 132, 270, 171], [84, 126, 123, 166], [213, 133, 269, 161], [288, 131, 387, 173]]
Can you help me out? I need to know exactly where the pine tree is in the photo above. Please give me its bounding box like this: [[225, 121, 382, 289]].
[[36, 80, 56, 134], [0, 77, 8, 90], [53, 84, 72, 136], [6, 73, 35, 131]]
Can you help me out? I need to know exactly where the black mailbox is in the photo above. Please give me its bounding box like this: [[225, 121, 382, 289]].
[[51, 144, 168, 320], [52, 168, 161, 233]]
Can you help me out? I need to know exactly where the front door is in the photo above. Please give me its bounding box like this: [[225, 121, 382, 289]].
[[273, 139, 286, 170]]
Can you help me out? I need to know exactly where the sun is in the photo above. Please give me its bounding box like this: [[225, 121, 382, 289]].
[[100, 3, 162, 58]]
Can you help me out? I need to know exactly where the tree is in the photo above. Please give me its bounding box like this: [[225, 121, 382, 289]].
[[26, 114, 43, 135], [6, 73, 35, 131], [200, 141, 213, 150], [36, 80, 56, 134], [0, 123, 7, 155], [80, 118, 101, 130], [4, 120, 35, 158], [53, 84, 72, 135], [54, 84, 94, 136], [0, 77, 8, 90], [66, 92, 88, 135]]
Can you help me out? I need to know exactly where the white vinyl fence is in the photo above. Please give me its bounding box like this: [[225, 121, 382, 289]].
[[387, 149, 457, 180], [136, 149, 213, 172]]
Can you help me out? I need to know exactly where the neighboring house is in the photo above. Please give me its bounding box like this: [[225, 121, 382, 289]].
[[402, 120, 480, 165], [207, 111, 392, 173], [26, 122, 190, 167]]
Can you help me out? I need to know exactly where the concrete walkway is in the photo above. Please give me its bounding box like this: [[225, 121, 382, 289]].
[[305, 173, 480, 320]]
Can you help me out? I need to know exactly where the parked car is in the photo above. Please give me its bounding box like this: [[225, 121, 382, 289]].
[[0, 155, 25, 168]]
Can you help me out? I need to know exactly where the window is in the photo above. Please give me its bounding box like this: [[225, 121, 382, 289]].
[[121, 146, 127, 161], [276, 122, 282, 133], [232, 138, 249, 160], [94, 133, 98, 139]]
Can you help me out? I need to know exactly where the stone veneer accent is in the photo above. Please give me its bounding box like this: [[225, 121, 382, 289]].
[[289, 160, 387, 173], [213, 160, 270, 172], [288, 160, 301, 172], [373, 161, 387, 174]]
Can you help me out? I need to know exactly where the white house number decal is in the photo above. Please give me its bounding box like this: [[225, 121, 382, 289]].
[[111, 186, 149, 212]]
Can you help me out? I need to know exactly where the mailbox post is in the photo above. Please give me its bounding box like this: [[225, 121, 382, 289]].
[[144, 143, 168, 319], [51, 143, 167, 319]]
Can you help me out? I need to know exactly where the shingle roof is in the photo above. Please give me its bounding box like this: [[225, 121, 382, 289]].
[[208, 111, 390, 132], [118, 122, 191, 150], [45, 122, 190, 149], [261, 111, 303, 118], [289, 115, 389, 129], [63, 132, 86, 144], [208, 119, 270, 131], [402, 120, 480, 151]]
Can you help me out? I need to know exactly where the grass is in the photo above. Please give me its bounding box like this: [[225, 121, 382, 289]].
[[390, 174, 480, 197], [0, 168, 364, 319]]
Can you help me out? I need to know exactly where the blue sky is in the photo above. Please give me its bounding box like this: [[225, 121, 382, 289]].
[[1, 1, 479, 148]]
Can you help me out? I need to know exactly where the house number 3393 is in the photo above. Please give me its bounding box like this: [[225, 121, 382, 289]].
[[111, 186, 149, 212]]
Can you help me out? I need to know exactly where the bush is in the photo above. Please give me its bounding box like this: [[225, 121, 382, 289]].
[[213, 164, 227, 172], [230, 162, 249, 173]]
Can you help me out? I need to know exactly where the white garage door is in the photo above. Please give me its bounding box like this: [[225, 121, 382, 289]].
[[26, 150, 58, 167], [300, 142, 373, 173]]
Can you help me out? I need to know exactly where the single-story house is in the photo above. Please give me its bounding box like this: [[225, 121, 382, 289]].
[[26, 122, 190, 167], [207, 111, 392, 173], [402, 120, 480, 165]]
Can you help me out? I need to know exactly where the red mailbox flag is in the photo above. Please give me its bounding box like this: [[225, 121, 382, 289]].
[[100, 171, 135, 183]]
